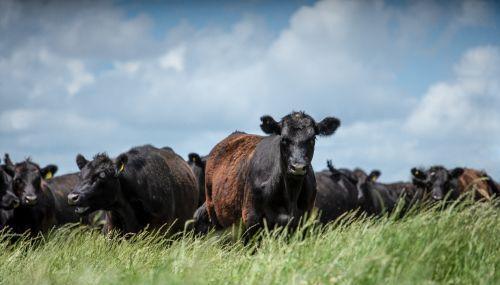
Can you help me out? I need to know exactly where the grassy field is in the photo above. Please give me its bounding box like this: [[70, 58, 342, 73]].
[[0, 203, 498, 285]]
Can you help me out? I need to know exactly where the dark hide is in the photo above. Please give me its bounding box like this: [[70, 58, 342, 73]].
[[187, 153, 207, 207], [314, 163, 359, 224], [69, 145, 198, 234], [360, 171, 424, 216]]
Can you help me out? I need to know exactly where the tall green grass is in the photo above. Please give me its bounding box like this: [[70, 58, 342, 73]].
[[0, 203, 498, 285]]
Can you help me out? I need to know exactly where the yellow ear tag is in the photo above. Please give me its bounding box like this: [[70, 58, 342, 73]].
[[371, 176, 377, 182], [45, 171, 53, 180], [119, 163, 125, 173]]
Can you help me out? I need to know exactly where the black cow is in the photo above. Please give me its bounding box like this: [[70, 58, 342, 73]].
[[314, 161, 360, 224], [68, 145, 198, 234], [360, 171, 421, 216], [4, 156, 66, 235], [194, 111, 340, 235], [187, 153, 207, 207]]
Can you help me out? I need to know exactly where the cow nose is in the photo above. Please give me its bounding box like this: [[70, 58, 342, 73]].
[[67, 193, 80, 205], [24, 195, 37, 205], [290, 163, 307, 175], [432, 191, 443, 200]]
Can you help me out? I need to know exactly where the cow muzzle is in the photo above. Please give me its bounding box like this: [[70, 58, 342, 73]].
[[24, 195, 38, 206], [288, 163, 307, 176]]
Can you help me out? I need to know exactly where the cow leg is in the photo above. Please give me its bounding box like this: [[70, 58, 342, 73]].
[[242, 184, 265, 242]]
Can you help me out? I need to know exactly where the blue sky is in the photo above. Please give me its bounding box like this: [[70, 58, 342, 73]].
[[1, 0, 499, 181]]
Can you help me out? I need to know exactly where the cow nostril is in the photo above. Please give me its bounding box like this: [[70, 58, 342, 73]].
[[290, 163, 307, 174], [68, 193, 80, 205], [292, 163, 305, 170], [25, 195, 37, 205]]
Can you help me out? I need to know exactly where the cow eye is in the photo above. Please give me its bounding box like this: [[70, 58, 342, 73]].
[[99, 172, 106, 179]]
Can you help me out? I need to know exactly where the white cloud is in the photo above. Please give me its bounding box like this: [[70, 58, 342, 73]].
[[159, 45, 186, 72], [66, 60, 95, 96], [406, 46, 500, 137]]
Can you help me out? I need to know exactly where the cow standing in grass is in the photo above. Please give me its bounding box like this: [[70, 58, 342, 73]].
[[68, 145, 198, 234], [411, 166, 499, 202], [194, 111, 340, 235], [314, 161, 363, 224]]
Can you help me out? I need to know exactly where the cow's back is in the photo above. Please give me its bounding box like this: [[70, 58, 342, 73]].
[[120, 145, 198, 231], [314, 171, 358, 224], [205, 132, 263, 227]]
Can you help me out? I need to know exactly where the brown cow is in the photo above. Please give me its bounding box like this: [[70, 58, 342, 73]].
[[194, 111, 340, 235]]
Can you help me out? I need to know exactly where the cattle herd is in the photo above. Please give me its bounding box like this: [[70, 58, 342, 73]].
[[0, 111, 498, 239]]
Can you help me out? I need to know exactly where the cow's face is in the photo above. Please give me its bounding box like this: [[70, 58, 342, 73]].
[[412, 167, 463, 201], [260, 112, 340, 177], [0, 167, 19, 210], [11, 160, 57, 206], [68, 153, 126, 215]]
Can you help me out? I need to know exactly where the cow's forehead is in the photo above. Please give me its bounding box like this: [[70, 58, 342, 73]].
[[15, 161, 39, 174], [282, 114, 316, 137]]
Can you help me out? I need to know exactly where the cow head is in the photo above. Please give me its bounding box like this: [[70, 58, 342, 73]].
[[352, 168, 381, 184], [411, 166, 463, 201], [260, 111, 340, 177], [0, 159, 20, 210], [10, 157, 57, 207], [68, 153, 127, 215]]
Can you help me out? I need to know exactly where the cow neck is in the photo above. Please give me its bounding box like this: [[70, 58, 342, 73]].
[[107, 180, 139, 233]]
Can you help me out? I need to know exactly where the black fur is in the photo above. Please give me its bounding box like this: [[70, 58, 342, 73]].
[[314, 162, 359, 224], [187, 153, 207, 207]]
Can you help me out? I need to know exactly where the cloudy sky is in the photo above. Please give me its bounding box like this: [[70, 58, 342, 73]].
[[1, 0, 499, 181]]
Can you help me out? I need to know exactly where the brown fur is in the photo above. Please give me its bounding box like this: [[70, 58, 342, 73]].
[[205, 132, 263, 227], [458, 169, 494, 200]]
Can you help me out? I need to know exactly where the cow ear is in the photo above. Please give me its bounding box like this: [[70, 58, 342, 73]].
[[411, 167, 426, 180], [369, 170, 381, 181], [115, 154, 128, 176], [41, 164, 58, 180], [260, 115, 281, 135], [316, 117, 340, 136], [450, 167, 464, 179], [76, 154, 88, 170]]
